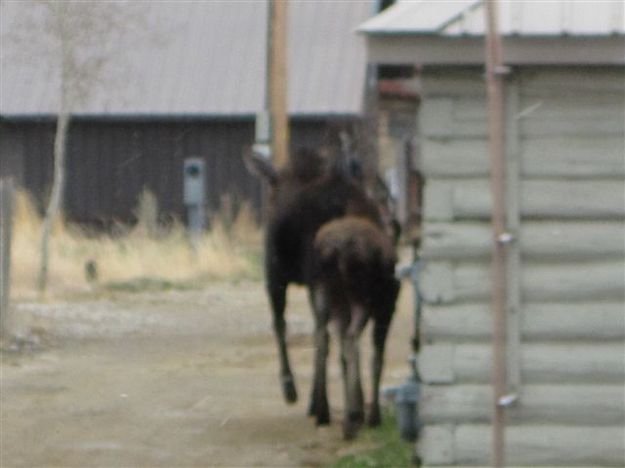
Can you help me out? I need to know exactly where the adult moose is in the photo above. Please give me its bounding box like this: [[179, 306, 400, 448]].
[[245, 145, 399, 437]]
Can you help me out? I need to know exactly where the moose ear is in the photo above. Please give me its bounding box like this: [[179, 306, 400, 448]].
[[243, 145, 278, 186]]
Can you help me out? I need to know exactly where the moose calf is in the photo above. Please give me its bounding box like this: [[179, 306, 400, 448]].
[[310, 216, 400, 439]]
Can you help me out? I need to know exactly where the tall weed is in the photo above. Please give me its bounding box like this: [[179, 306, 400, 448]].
[[10, 190, 262, 300]]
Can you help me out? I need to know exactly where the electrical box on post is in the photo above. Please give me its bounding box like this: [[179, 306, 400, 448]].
[[183, 158, 206, 206], [255, 110, 271, 144], [183, 157, 207, 237]]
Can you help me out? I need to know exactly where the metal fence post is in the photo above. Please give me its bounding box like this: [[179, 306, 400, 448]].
[[0, 178, 15, 340]]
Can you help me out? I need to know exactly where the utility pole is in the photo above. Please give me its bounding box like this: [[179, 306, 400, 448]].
[[268, 0, 289, 168], [484, 0, 508, 466]]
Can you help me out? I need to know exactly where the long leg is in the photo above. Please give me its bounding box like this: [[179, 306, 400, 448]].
[[368, 313, 392, 426], [340, 303, 368, 440], [309, 285, 330, 425], [340, 350, 348, 417], [267, 276, 297, 403], [335, 312, 352, 423], [334, 319, 350, 425]]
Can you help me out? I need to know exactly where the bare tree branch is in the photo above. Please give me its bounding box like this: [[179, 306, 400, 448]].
[[3, 0, 157, 293]]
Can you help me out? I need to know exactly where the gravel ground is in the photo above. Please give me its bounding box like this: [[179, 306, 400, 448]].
[[1, 281, 415, 467]]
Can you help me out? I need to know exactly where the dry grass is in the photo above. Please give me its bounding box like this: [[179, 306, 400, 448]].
[[10, 190, 263, 301]]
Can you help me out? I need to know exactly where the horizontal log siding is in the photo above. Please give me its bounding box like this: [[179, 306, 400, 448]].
[[418, 67, 625, 466], [422, 137, 625, 178], [422, 302, 625, 341], [421, 384, 625, 425], [424, 179, 625, 221], [421, 222, 625, 261], [419, 260, 624, 304], [419, 343, 625, 384], [419, 425, 625, 467]]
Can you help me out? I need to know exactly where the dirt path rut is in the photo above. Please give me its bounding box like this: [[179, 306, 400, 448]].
[[1, 282, 413, 467]]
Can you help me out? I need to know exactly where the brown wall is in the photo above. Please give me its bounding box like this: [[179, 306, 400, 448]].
[[0, 117, 351, 228]]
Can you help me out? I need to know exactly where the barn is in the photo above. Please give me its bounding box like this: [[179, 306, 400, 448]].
[[360, 0, 625, 466], [0, 1, 377, 226]]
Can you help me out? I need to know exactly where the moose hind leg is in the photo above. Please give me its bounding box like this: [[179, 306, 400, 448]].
[[312, 318, 331, 425], [340, 306, 367, 440], [368, 317, 391, 427], [268, 279, 297, 403], [309, 285, 331, 424]]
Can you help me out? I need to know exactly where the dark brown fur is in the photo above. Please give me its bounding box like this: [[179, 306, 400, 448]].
[[245, 147, 397, 436], [310, 217, 400, 439]]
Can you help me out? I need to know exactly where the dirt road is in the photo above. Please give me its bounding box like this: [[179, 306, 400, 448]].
[[1, 282, 414, 467]]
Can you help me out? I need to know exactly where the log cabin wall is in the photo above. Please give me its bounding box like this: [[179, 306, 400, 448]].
[[417, 66, 625, 467]]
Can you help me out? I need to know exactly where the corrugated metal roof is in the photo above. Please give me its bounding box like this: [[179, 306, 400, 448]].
[[359, 0, 478, 35], [359, 0, 625, 36], [1, 1, 374, 117]]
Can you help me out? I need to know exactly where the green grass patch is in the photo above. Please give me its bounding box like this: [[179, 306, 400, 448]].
[[331, 411, 415, 468]]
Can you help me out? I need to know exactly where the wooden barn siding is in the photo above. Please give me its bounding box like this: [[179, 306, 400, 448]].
[[417, 67, 625, 467], [0, 117, 338, 226]]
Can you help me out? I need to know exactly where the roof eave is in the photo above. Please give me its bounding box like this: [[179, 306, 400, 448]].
[[365, 35, 625, 66]]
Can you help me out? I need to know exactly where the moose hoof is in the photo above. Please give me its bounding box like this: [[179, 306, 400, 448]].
[[282, 376, 298, 404], [342, 422, 360, 440], [343, 411, 364, 440], [315, 407, 330, 426], [367, 407, 381, 427], [308, 398, 327, 419]]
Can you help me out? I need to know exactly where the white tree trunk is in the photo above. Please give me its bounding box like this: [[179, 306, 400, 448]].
[[38, 111, 70, 293]]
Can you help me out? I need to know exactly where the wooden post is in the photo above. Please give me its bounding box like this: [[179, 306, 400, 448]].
[[0, 178, 15, 340], [268, 0, 289, 168], [505, 80, 522, 395], [484, 0, 508, 466]]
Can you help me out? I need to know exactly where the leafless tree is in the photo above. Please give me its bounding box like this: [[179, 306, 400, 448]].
[[3, 1, 152, 293]]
